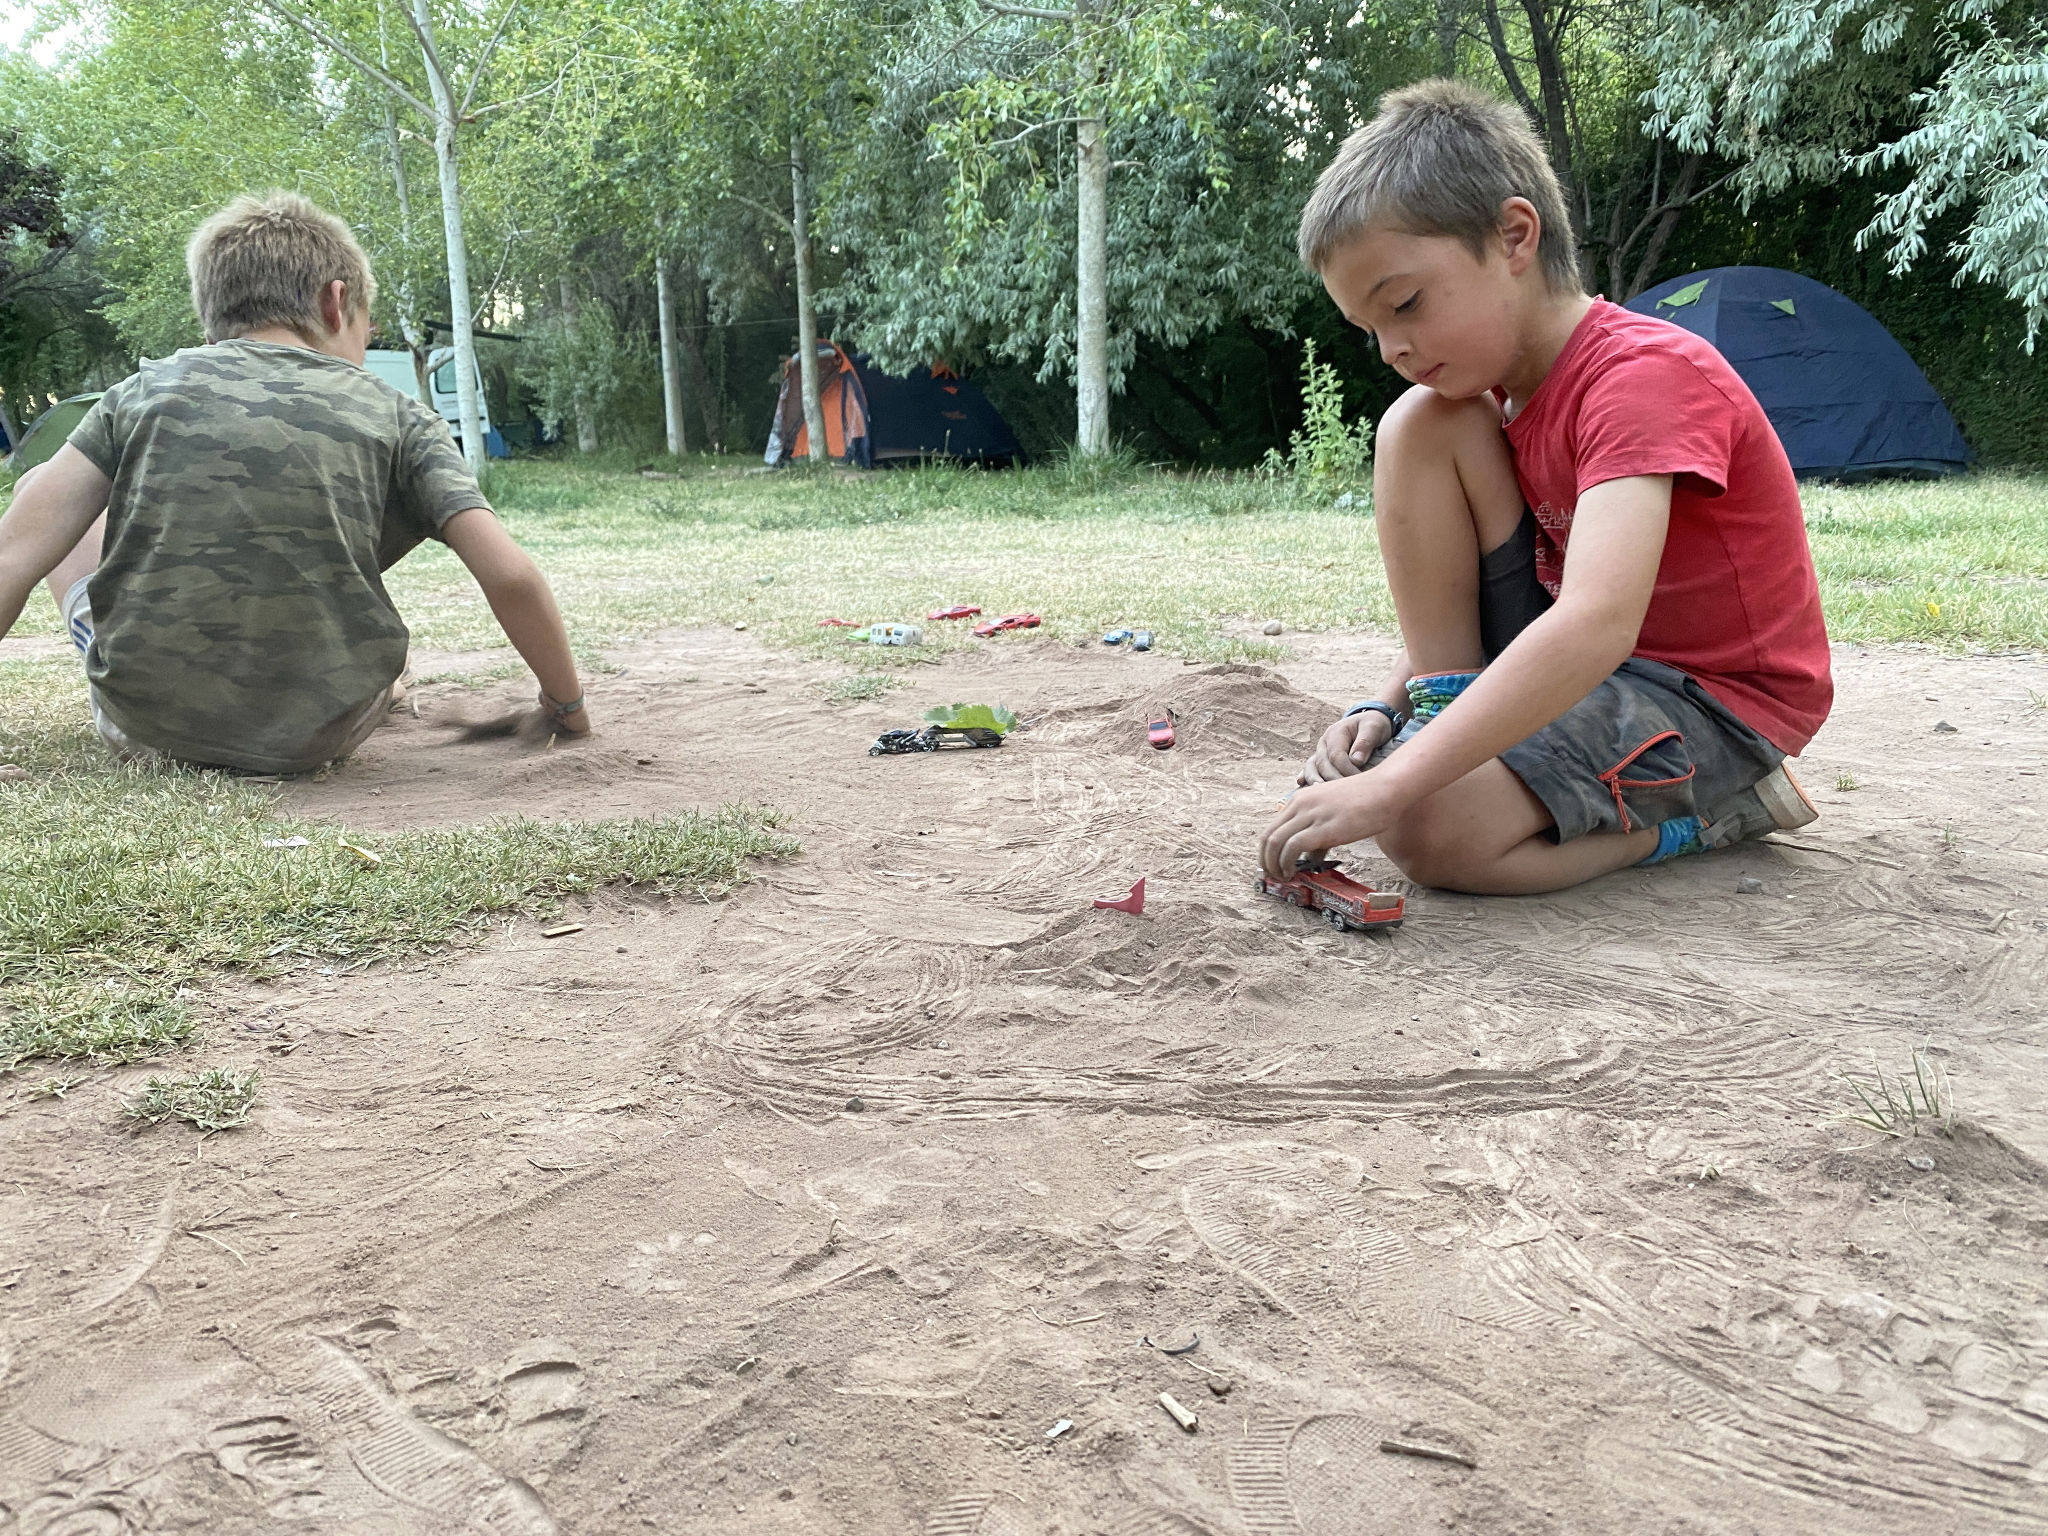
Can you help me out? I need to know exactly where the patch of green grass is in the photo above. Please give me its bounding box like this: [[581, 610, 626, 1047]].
[[1840, 1047, 1955, 1139], [377, 457, 1366, 666], [1804, 475, 2048, 649], [1835, 771, 1859, 792], [0, 658, 797, 1072], [122, 1066, 260, 1132], [344, 461, 2048, 675], [415, 659, 529, 689], [820, 672, 906, 703]]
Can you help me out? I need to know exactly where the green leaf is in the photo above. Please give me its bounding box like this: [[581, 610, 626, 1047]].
[[1657, 278, 1710, 310], [921, 702, 1019, 735], [1770, 298, 1796, 315]]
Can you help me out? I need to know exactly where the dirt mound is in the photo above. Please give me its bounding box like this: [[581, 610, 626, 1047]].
[[1029, 661, 1329, 761]]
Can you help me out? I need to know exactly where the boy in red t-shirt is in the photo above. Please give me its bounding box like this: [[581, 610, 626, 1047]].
[[1261, 80, 1831, 894]]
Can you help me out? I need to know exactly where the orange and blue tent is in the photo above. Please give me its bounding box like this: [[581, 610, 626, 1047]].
[[764, 341, 1022, 468]]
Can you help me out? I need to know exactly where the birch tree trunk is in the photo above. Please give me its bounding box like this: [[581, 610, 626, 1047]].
[[655, 250, 687, 456], [1073, 2, 1109, 456], [789, 127, 828, 464], [415, 0, 486, 475], [1074, 119, 1109, 455], [377, 2, 426, 395]]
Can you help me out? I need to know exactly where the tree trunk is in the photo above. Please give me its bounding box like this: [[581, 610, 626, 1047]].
[[789, 128, 828, 464], [378, 2, 426, 392], [655, 249, 687, 456], [1072, 0, 1110, 456], [414, 0, 485, 475], [1075, 111, 1109, 456], [1435, 0, 1460, 73], [1625, 152, 1702, 300], [557, 276, 599, 453], [1517, 0, 1580, 246], [676, 271, 720, 451]]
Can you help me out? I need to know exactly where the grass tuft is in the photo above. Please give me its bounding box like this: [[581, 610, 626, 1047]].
[[1835, 771, 1859, 791], [1840, 1047, 1955, 1139], [122, 1066, 260, 1132], [820, 673, 905, 703]]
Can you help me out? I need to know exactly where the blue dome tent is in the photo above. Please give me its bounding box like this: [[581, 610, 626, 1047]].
[[1624, 266, 1972, 481]]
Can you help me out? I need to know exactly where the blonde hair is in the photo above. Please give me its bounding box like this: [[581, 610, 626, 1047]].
[[186, 190, 376, 343], [1297, 79, 1582, 293]]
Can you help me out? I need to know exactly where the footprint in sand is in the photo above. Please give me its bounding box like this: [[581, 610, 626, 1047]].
[[1229, 1413, 1458, 1536], [262, 1335, 557, 1536], [7, 1485, 154, 1535], [494, 1343, 587, 1469]]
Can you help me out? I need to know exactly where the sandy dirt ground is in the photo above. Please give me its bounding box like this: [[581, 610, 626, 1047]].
[[4, 627, 2047, 1535]]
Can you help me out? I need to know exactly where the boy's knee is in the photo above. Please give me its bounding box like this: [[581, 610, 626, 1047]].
[[1376, 385, 1502, 466], [1377, 803, 1480, 892]]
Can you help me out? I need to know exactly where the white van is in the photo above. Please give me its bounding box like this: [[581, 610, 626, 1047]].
[[363, 346, 495, 450]]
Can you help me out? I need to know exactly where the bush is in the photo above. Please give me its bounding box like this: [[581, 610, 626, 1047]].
[[1261, 340, 1373, 495]]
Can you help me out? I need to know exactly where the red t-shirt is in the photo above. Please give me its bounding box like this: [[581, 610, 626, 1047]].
[[1500, 299, 1833, 753]]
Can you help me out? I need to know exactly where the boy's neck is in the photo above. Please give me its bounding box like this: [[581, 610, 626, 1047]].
[[227, 326, 359, 365], [1499, 290, 1596, 417]]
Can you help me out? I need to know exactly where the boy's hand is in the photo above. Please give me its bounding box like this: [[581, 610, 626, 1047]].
[[443, 508, 589, 744], [1261, 774, 1409, 884], [1261, 772, 1402, 880], [1299, 710, 1394, 784]]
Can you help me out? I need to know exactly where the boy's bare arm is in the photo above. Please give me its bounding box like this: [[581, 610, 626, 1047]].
[[440, 508, 592, 735], [0, 447, 112, 639], [1262, 475, 1672, 876]]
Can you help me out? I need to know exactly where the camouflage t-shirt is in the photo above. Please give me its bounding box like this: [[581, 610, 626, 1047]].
[[67, 340, 488, 773]]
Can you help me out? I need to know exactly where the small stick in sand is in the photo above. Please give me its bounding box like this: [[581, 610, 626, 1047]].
[[1379, 1438, 1477, 1469]]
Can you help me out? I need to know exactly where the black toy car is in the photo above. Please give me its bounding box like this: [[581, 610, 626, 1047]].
[[869, 726, 1006, 756]]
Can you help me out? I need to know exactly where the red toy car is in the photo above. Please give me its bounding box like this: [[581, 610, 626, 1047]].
[[928, 604, 983, 621], [1147, 715, 1175, 750], [972, 612, 1042, 637], [1256, 858, 1404, 931]]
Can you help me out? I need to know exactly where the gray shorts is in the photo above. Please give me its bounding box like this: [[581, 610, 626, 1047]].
[[1481, 514, 1784, 843], [62, 577, 390, 771]]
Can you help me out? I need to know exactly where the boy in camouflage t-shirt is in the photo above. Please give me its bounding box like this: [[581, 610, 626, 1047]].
[[0, 191, 592, 773]]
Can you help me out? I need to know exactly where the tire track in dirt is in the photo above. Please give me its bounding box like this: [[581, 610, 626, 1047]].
[[1163, 1135, 2047, 1532]]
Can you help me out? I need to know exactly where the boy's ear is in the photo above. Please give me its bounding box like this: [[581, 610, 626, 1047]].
[[318, 278, 349, 336], [1496, 197, 1543, 277]]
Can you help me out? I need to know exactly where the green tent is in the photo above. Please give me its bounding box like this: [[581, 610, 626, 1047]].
[[6, 393, 102, 474]]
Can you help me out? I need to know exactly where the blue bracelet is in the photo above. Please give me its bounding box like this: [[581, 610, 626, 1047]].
[[1343, 700, 1407, 730]]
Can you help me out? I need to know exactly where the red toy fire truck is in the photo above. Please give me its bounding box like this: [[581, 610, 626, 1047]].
[[1256, 858, 1405, 931]]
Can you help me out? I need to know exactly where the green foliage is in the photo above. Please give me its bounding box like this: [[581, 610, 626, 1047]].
[[832, 3, 1312, 393], [1260, 341, 1373, 495], [518, 295, 632, 444], [921, 702, 1020, 735], [122, 1066, 260, 1132], [1646, 0, 2048, 340]]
